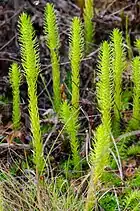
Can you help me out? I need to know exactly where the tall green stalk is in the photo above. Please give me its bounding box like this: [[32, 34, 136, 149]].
[[69, 17, 84, 110], [85, 41, 112, 210], [9, 63, 21, 130], [44, 3, 61, 113], [18, 13, 44, 176], [111, 29, 125, 136], [61, 101, 80, 171], [83, 0, 94, 53], [129, 56, 140, 129]]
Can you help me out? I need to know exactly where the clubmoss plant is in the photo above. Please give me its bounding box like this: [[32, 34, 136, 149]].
[[44, 3, 61, 113], [99, 192, 118, 211], [127, 145, 140, 156], [69, 17, 84, 111], [129, 56, 140, 130], [83, 0, 94, 53], [60, 101, 80, 171], [9, 63, 21, 130], [96, 41, 112, 131], [124, 190, 140, 210], [18, 13, 44, 176], [111, 28, 125, 136], [85, 41, 112, 210]]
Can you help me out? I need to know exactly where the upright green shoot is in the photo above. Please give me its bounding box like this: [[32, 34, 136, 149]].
[[124, 190, 140, 210], [97, 41, 112, 130], [86, 41, 112, 210], [61, 101, 80, 171], [69, 17, 84, 111], [44, 3, 61, 113], [18, 13, 44, 176], [129, 57, 140, 129], [111, 29, 125, 136], [9, 63, 21, 130], [83, 0, 94, 53]]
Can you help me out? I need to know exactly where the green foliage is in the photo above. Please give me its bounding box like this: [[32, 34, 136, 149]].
[[124, 190, 140, 210], [49, 176, 69, 195], [114, 135, 135, 161], [9, 63, 21, 129], [128, 170, 140, 188], [129, 56, 140, 129], [60, 101, 80, 171], [86, 41, 112, 210], [18, 13, 44, 175], [69, 17, 84, 111], [44, 3, 61, 113], [127, 145, 140, 156], [111, 28, 125, 135], [83, 0, 94, 53], [47, 178, 84, 211], [121, 89, 132, 111], [99, 193, 118, 211], [101, 171, 121, 187]]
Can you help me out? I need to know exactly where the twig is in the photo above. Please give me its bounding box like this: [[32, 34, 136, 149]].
[[0, 34, 17, 51], [0, 143, 30, 150], [115, 130, 140, 142]]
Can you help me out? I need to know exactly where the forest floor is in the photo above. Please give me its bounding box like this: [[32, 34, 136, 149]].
[[0, 0, 140, 210]]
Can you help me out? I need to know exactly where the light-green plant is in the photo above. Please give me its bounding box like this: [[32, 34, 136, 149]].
[[60, 17, 84, 172], [69, 17, 84, 111], [129, 56, 140, 129], [111, 28, 125, 136], [83, 0, 94, 53], [9, 63, 21, 130], [44, 3, 61, 113], [69, 17, 84, 144], [96, 41, 112, 130], [18, 13, 45, 176], [124, 190, 140, 211], [127, 145, 140, 156], [85, 41, 112, 210], [60, 101, 80, 171]]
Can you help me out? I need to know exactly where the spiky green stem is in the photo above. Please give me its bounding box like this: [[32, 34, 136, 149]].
[[84, 0, 94, 53], [18, 13, 44, 175], [85, 41, 112, 210], [44, 3, 61, 113], [111, 29, 125, 136], [9, 63, 21, 130]]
